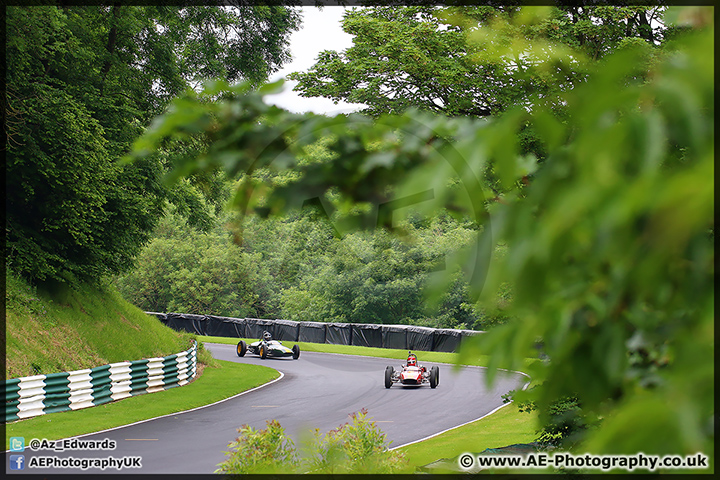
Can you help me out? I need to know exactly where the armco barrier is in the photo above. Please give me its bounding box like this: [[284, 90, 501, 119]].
[[148, 313, 484, 354], [2, 341, 197, 423]]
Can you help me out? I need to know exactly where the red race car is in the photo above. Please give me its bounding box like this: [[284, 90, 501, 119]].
[[385, 352, 439, 388]]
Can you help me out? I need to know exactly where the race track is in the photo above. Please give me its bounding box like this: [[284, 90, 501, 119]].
[[6, 343, 528, 475]]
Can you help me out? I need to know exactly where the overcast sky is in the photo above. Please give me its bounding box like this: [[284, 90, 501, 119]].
[[265, 6, 366, 115]]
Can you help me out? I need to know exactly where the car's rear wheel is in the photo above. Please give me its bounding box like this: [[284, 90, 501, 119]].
[[430, 366, 439, 388], [259, 344, 267, 359], [292, 344, 300, 359], [385, 366, 394, 389], [236, 340, 247, 357]]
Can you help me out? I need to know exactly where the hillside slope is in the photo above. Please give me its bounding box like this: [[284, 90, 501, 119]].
[[5, 272, 194, 379]]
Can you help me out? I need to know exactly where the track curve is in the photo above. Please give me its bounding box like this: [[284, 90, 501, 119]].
[[7, 343, 527, 475]]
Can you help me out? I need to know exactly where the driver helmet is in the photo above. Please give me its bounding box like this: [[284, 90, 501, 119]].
[[407, 352, 417, 367], [262, 331, 272, 342]]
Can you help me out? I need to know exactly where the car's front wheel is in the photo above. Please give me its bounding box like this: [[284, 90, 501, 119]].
[[259, 344, 267, 359], [292, 344, 300, 359], [236, 340, 247, 357], [430, 366, 439, 389], [385, 366, 394, 389]]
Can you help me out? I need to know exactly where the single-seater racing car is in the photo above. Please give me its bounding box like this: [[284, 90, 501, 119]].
[[385, 352, 438, 388], [236, 331, 300, 360]]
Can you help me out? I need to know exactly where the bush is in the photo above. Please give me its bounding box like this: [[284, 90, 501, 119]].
[[215, 419, 297, 474], [215, 409, 406, 474], [302, 409, 407, 473]]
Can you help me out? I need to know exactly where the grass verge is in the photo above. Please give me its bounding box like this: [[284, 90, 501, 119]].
[[394, 402, 539, 473], [4, 360, 278, 446]]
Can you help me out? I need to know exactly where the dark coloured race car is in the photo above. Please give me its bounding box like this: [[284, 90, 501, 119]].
[[236, 331, 300, 360], [385, 352, 439, 388]]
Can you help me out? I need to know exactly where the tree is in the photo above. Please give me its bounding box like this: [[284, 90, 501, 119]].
[[288, 6, 670, 118], [114, 212, 269, 319], [287, 5, 674, 202], [128, 6, 713, 461], [5, 5, 300, 285]]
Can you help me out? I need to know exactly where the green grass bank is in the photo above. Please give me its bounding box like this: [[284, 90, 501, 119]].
[[5, 272, 193, 378]]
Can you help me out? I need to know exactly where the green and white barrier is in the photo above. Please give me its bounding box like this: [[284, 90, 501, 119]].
[[2, 341, 197, 423]]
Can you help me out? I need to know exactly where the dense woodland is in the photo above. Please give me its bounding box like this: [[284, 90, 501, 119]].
[[6, 4, 713, 461], [114, 196, 501, 330]]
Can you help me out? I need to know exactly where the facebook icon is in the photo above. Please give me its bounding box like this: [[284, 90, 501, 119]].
[[9, 455, 25, 470]]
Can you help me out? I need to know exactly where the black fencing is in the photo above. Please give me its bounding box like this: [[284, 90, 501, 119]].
[[351, 324, 382, 348], [407, 326, 435, 351], [326, 323, 352, 345], [150, 312, 167, 324], [432, 328, 462, 353], [205, 315, 246, 338], [164, 313, 206, 335], [299, 321, 327, 343], [147, 312, 483, 353], [246, 318, 276, 339], [274, 319, 300, 342], [460, 329, 484, 346], [381, 324, 407, 349]]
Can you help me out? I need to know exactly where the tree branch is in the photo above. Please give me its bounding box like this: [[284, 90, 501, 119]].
[[100, 3, 122, 96]]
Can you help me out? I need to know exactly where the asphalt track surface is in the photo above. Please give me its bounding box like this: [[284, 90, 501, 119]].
[[6, 342, 528, 475]]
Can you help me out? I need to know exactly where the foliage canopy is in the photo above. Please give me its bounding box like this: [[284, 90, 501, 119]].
[[5, 5, 300, 285], [288, 5, 673, 118]]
